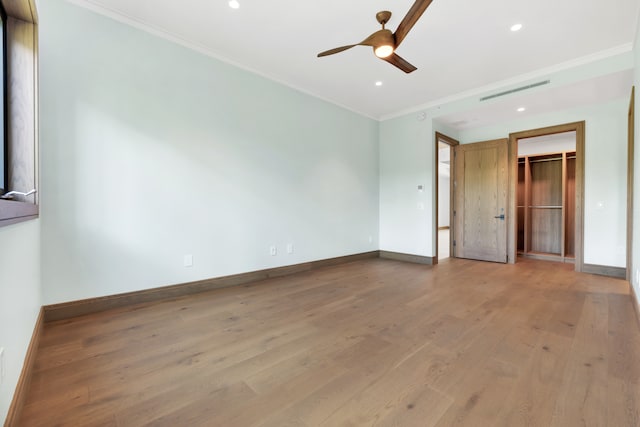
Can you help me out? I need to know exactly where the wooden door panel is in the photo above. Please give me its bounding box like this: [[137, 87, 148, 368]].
[[454, 139, 508, 263]]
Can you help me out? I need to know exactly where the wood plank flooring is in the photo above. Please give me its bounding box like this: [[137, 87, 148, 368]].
[[19, 257, 640, 426]]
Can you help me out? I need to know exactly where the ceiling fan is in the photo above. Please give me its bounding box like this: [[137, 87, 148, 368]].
[[317, 0, 434, 73]]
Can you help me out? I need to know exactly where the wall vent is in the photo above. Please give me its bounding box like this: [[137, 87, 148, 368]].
[[479, 80, 550, 102]]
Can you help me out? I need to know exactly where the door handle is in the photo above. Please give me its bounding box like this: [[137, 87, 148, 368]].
[[494, 214, 505, 220]]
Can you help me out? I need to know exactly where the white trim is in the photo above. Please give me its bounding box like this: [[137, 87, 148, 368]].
[[63, 0, 377, 120], [380, 43, 634, 121]]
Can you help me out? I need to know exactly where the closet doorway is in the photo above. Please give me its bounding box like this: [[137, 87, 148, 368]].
[[508, 122, 585, 271], [517, 133, 576, 262]]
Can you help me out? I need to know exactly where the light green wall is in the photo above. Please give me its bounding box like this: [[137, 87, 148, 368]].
[[379, 114, 433, 255], [38, 0, 379, 304], [633, 18, 640, 302], [0, 221, 41, 421]]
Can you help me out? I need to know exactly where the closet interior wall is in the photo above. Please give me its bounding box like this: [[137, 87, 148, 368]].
[[517, 151, 576, 262]]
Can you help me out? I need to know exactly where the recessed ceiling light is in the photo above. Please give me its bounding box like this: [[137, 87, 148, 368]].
[[375, 81, 383, 86], [510, 23, 523, 32], [517, 107, 526, 112], [228, 0, 240, 9]]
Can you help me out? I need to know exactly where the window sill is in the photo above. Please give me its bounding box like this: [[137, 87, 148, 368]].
[[0, 198, 39, 227]]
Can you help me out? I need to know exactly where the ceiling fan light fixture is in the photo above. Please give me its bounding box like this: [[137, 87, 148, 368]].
[[374, 45, 394, 58], [317, 0, 432, 73]]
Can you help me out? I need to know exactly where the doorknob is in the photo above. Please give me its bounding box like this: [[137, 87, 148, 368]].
[[494, 214, 505, 220]]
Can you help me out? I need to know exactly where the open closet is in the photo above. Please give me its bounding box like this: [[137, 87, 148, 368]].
[[517, 132, 576, 262]]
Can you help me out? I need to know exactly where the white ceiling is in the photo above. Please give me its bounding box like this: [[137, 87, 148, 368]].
[[437, 69, 634, 130], [67, 0, 640, 121]]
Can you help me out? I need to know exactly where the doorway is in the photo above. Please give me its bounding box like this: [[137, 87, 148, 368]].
[[516, 132, 577, 263], [508, 122, 585, 272], [435, 132, 458, 262]]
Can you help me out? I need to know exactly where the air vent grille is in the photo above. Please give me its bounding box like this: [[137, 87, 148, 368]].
[[480, 80, 550, 102]]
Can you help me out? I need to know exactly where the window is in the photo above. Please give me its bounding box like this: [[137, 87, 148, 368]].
[[0, 0, 38, 227]]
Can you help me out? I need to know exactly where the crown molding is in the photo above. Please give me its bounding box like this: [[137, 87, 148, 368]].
[[380, 43, 634, 122], [63, 0, 377, 121]]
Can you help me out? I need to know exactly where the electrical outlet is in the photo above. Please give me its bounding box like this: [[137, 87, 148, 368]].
[[183, 254, 193, 267], [636, 269, 639, 285], [270, 246, 277, 256], [368, 235, 373, 244], [286, 243, 293, 254], [0, 347, 4, 384]]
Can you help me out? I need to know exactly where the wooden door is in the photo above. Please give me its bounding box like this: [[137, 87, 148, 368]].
[[453, 139, 508, 263]]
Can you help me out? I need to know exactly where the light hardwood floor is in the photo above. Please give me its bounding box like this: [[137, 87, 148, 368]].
[[20, 257, 640, 426]]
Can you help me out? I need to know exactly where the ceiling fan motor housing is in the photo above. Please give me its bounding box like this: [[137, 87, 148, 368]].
[[376, 11, 392, 26]]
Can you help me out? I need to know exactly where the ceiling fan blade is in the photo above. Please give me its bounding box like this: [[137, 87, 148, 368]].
[[381, 53, 417, 73], [318, 29, 392, 58], [317, 45, 357, 57], [393, 0, 434, 47]]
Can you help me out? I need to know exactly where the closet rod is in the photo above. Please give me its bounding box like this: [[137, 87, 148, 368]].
[[528, 157, 562, 163]]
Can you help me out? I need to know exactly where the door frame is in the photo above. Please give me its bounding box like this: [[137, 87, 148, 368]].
[[435, 132, 459, 263], [627, 87, 635, 281], [507, 121, 585, 272]]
